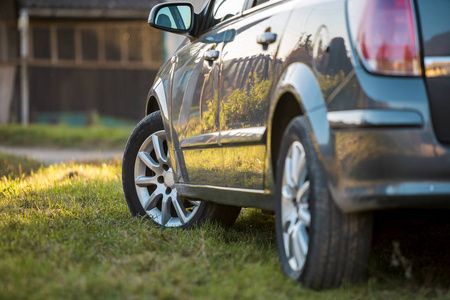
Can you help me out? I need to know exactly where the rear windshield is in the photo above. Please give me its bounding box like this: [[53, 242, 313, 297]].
[[416, 0, 450, 56]]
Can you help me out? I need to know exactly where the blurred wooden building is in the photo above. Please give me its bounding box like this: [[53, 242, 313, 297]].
[[0, 0, 164, 125]]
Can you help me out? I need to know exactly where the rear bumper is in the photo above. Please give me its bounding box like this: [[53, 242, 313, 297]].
[[324, 110, 450, 213], [330, 180, 450, 213]]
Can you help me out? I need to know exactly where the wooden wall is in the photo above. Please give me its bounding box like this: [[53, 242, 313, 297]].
[[17, 19, 163, 123], [29, 67, 157, 122]]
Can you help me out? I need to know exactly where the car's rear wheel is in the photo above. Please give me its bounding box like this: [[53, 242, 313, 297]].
[[275, 116, 373, 289], [122, 111, 241, 228]]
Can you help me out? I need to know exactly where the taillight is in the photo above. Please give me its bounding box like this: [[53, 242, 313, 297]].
[[348, 0, 421, 76]]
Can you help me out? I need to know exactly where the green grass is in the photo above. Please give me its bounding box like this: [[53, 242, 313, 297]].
[[0, 152, 43, 178], [1, 159, 449, 299], [0, 124, 133, 150]]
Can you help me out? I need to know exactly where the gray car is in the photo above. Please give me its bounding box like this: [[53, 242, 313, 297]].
[[122, 0, 450, 289]]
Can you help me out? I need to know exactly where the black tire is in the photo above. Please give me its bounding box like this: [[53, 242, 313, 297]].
[[275, 116, 373, 289], [122, 111, 241, 229]]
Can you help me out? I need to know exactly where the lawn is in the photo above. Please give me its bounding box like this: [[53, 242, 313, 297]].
[[0, 124, 133, 150], [1, 157, 449, 299], [0, 152, 43, 178]]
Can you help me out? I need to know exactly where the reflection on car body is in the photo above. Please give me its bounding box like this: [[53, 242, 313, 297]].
[[122, 0, 450, 289]]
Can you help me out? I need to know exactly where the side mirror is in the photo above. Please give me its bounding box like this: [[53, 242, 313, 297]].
[[148, 2, 194, 34]]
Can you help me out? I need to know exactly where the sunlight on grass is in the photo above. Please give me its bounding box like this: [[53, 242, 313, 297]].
[[1, 160, 449, 299]]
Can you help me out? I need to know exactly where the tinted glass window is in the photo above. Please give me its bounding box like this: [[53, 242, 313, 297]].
[[253, 0, 270, 6], [416, 0, 450, 56], [209, 0, 247, 26]]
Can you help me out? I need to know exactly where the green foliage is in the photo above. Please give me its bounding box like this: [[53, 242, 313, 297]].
[[222, 72, 270, 128], [203, 90, 220, 133], [0, 124, 133, 150], [178, 72, 270, 139], [317, 71, 346, 99]]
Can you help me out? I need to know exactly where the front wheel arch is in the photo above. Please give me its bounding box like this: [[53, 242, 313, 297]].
[[146, 95, 160, 116]]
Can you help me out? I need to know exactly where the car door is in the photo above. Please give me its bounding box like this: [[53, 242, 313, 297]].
[[170, 0, 248, 186], [219, 0, 294, 189]]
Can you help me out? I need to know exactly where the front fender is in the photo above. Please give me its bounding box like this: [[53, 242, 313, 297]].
[[145, 78, 181, 176], [146, 78, 169, 121]]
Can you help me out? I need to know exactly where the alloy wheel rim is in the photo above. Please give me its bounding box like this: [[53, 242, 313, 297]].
[[134, 130, 200, 227], [281, 141, 311, 272]]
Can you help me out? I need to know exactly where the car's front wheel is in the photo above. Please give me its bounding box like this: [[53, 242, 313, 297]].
[[275, 116, 373, 289], [122, 111, 241, 228]]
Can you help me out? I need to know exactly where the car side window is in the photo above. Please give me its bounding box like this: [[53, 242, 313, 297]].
[[252, 0, 271, 6], [209, 0, 247, 27]]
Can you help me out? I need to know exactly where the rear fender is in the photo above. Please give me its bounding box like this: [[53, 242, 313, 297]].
[[272, 62, 332, 162], [269, 63, 337, 207]]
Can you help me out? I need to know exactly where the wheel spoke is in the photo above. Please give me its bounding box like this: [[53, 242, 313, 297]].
[[172, 197, 187, 224], [152, 134, 168, 164], [135, 175, 158, 187], [284, 232, 292, 258], [187, 199, 201, 207], [138, 152, 160, 172], [297, 223, 309, 257], [291, 145, 301, 184], [134, 129, 201, 227], [292, 145, 306, 187], [148, 207, 161, 224], [282, 185, 294, 201], [296, 180, 310, 203], [283, 209, 297, 233], [297, 152, 307, 187], [288, 257, 299, 270], [298, 204, 311, 226], [291, 221, 307, 267], [143, 187, 163, 210], [160, 195, 172, 226], [280, 141, 310, 272], [284, 157, 296, 189], [289, 229, 302, 266]]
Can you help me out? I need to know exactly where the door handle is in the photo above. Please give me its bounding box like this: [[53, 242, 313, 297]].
[[257, 32, 277, 45], [204, 50, 220, 62]]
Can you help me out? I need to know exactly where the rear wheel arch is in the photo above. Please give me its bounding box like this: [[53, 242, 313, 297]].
[[270, 92, 303, 181], [269, 63, 331, 182]]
